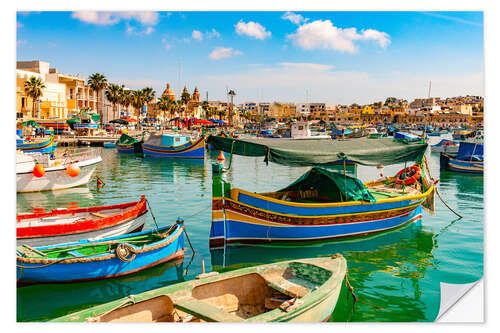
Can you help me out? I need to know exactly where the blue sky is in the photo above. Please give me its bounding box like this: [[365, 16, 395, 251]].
[[16, 11, 484, 104]]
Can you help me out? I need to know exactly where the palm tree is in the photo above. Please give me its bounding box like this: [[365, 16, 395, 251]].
[[87, 73, 108, 125], [24, 76, 46, 119], [131, 90, 146, 127], [156, 95, 170, 125], [119, 89, 132, 118], [105, 84, 123, 120], [201, 101, 210, 119], [141, 87, 155, 122]]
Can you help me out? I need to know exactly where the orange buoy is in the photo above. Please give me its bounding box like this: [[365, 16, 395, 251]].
[[66, 163, 81, 177], [217, 151, 225, 161], [32, 164, 45, 178]]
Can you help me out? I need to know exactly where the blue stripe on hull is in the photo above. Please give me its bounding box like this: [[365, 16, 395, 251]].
[[211, 206, 421, 243], [17, 231, 184, 283], [116, 145, 135, 153], [237, 192, 418, 216], [143, 146, 205, 159]]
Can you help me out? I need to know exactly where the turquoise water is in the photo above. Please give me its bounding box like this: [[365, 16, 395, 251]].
[[16, 137, 483, 322]]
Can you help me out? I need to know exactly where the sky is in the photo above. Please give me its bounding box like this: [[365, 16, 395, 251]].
[[16, 11, 484, 105]]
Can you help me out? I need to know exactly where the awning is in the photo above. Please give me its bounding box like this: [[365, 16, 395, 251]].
[[207, 136, 429, 167]]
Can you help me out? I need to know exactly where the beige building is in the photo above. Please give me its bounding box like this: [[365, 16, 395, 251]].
[[16, 60, 97, 121]]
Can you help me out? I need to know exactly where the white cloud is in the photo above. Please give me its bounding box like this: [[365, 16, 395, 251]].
[[206, 28, 221, 39], [127, 25, 155, 36], [192, 30, 203, 41], [235, 20, 271, 40], [281, 12, 307, 25], [71, 11, 159, 26], [209, 47, 243, 60], [287, 19, 390, 53], [279, 62, 335, 71]]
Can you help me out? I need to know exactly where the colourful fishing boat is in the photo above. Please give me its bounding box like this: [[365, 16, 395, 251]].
[[142, 134, 205, 159], [52, 254, 353, 322], [440, 142, 483, 174], [17, 222, 185, 284], [207, 136, 434, 248], [16, 135, 56, 153], [115, 133, 143, 154], [17, 197, 148, 247], [36, 119, 69, 134]]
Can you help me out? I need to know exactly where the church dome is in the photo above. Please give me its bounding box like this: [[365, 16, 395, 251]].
[[162, 83, 176, 101]]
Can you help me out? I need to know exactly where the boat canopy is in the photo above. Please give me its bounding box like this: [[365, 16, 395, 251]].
[[277, 167, 376, 203], [207, 136, 428, 166], [456, 142, 483, 161]]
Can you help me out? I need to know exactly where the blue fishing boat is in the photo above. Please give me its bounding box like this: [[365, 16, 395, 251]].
[[440, 142, 483, 174], [394, 132, 424, 143], [207, 136, 434, 248], [16, 135, 56, 153], [17, 222, 185, 284], [103, 142, 115, 148], [142, 134, 205, 159]]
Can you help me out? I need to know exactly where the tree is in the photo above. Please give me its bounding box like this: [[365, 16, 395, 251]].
[[105, 84, 123, 120], [157, 95, 171, 124], [131, 90, 146, 125], [119, 89, 132, 118], [24, 76, 46, 118], [87, 73, 108, 125], [141, 87, 156, 120], [201, 101, 210, 119]]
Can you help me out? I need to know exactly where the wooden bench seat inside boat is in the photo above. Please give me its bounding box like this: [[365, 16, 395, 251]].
[[95, 295, 177, 322], [190, 272, 295, 320]]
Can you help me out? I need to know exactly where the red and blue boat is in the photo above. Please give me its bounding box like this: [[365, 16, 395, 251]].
[[16, 135, 56, 153], [207, 136, 434, 248], [17, 222, 185, 284], [142, 134, 205, 159]]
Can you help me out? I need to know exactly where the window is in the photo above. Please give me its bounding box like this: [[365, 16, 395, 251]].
[[21, 97, 25, 108]]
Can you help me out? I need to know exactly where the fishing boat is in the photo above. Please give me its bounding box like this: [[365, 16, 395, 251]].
[[440, 142, 483, 174], [394, 131, 424, 143], [115, 133, 143, 154], [452, 130, 474, 141], [142, 134, 205, 159], [16, 135, 56, 153], [36, 119, 69, 134], [16, 149, 102, 193], [103, 141, 115, 148], [280, 122, 331, 140], [51, 255, 352, 322], [431, 139, 459, 154], [207, 136, 434, 247], [17, 197, 148, 247], [17, 222, 185, 284]]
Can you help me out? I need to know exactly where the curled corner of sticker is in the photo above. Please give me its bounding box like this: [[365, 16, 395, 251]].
[[436, 279, 484, 322]]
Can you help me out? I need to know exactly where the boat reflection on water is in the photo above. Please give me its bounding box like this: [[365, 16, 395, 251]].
[[17, 258, 185, 322], [16, 186, 97, 213], [211, 221, 436, 322]]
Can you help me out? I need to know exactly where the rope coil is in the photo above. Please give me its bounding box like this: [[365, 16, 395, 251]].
[[116, 243, 136, 262]]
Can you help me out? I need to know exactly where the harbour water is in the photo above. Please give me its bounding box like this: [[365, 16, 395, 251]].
[[16, 136, 483, 322]]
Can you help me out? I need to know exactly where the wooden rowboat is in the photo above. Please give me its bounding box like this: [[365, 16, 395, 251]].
[[51, 254, 353, 322], [142, 134, 205, 159], [17, 196, 148, 247], [17, 222, 185, 284]]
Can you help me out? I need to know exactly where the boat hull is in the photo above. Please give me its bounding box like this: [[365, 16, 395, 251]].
[[17, 212, 147, 248], [210, 196, 423, 247], [16, 156, 102, 192], [16, 136, 56, 153], [447, 159, 483, 174], [116, 143, 135, 153], [17, 225, 185, 284], [142, 137, 205, 159]]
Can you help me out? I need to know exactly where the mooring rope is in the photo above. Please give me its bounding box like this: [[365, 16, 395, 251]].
[[144, 198, 160, 231], [423, 156, 463, 218]]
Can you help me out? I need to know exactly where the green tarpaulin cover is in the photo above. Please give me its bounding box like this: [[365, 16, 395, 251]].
[[207, 136, 428, 166], [279, 167, 376, 203], [116, 133, 138, 145]]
